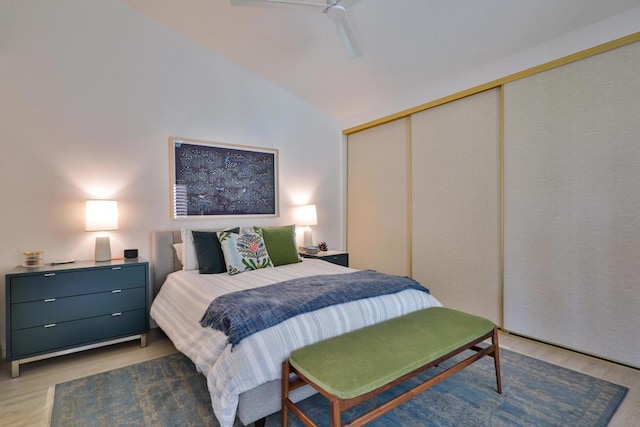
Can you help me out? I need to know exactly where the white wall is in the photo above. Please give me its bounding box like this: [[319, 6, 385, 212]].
[[341, 6, 640, 129], [0, 0, 343, 354]]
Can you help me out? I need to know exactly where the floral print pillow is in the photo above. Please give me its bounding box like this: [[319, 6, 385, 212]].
[[217, 231, 273, 275]]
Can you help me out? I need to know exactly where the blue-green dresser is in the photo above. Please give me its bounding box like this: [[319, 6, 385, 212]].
[[5, 258, 149, 377]]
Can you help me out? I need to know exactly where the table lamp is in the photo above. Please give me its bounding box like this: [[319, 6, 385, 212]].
[[85, 200, 118, 262], [295, 204, 317, 247]]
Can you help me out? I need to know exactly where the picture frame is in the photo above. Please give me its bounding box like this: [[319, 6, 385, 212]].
[[169, 137, 279, 219]]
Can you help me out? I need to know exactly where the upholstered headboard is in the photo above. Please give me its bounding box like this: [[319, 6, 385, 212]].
[[150, 230, 182, 298]]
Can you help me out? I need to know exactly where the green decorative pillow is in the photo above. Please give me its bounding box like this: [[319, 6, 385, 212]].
[[254, 225, 301, 267], [217, 231, 273, 275], [192, 228, 240, 274]]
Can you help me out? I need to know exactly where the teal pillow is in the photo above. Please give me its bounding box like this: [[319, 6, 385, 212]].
[[254, 225, 301, 266], [217, 231, 273, 275], [192, 228, 239, 274]]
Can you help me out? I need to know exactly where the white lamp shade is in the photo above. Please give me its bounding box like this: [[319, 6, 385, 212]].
[[295, 204, 317, 248], [86, 200, 119, 231], [295, 204, 317, 226]]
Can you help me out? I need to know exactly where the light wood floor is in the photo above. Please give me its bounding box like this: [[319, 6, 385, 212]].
[[1, 330, 638, 426]]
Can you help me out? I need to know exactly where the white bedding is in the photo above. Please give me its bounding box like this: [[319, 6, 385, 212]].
[[150, 259, 442, 427]]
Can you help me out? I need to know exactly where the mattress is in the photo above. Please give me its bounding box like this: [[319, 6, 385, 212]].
[[150, 258, 442, 426]]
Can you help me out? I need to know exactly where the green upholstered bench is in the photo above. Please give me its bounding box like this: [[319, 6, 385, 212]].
[[282, 307, 501, 427]]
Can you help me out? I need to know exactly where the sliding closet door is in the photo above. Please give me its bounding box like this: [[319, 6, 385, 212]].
[[411, 89, 502, 325], [347, 118, 411, 275], [504, 42, 640, 368]]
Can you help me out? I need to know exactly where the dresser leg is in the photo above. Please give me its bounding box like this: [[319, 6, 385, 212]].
[[11, 361, 19, 378], [140, 333, 147, 348]]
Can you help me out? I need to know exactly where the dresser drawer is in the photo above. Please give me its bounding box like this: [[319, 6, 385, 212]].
[[11, 287, 146, 330], [10, 309, 146, 358], [9, 264, 146, 303]]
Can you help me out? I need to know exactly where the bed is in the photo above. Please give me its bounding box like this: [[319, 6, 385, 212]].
[[149, 229, 443, 427]]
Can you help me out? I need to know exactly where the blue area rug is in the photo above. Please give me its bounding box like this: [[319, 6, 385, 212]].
[[49, 348, 627, 426]]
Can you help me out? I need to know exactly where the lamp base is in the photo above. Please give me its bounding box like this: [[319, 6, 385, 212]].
[[95, 236, 112, 262], [303, 228, 313, 248]]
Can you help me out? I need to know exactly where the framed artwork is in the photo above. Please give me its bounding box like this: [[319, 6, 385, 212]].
[[169, 137, 279, 219]]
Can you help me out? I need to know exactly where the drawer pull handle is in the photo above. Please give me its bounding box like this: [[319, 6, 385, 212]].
[[112, 312, 122, 317], [112, 267, 122, 271], [44, 273, 56, 277], [44, 298, 56, 303], [44, 324, 56, 328], [112, 289, 122, 294]]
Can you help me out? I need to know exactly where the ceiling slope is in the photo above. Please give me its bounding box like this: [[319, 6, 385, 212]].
[[121, 0, 640, 123]]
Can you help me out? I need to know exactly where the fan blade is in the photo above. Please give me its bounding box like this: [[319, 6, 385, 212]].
[[334, 0, 364, 8], [231, 0, 327, 11], [326, 5, 363, 58]]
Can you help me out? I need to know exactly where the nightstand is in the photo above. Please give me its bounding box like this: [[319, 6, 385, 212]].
[[299, 250, 349, 267], [5, 258, 149, 377]]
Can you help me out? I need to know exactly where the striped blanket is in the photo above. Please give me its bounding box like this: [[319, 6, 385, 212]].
[[200, 270, 430, 346]]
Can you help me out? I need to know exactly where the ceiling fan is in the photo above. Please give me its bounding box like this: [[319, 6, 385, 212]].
[[230, 0, 364, 59]]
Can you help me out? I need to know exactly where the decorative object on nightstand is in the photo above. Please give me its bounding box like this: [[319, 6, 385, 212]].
[[299, 250, 349, 267], [22, 251, 44, 268], [301, 245, 319, 255], [4, 258, 150, 377], [124, 249, 138, 259], [318, 241, 328, 251], [295, 204, 317, 247], [85, 200, 118, 262]]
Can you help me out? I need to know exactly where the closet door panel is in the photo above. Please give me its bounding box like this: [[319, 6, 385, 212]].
[[503, 42, 640, 368], [347, 118, 411, 275], [411, 88, 502, 325]]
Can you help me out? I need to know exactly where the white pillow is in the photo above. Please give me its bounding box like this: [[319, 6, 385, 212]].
[[172, 243, 184, 265], [180, 228, 200, 270]]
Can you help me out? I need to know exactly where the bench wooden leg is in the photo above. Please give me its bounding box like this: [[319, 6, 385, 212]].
[[493, 328, 502, 394], [330, 399, 341, 427], [282, 360, 290, 427], [283, 361, 322, 427]]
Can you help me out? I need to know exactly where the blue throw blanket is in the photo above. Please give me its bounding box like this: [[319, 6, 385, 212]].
[[200, 270, 430, 347]]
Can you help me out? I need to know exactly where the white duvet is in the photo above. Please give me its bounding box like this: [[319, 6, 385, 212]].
[[150, 259, 442, 427]]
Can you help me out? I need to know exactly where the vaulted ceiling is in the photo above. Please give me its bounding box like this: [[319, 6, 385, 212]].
[[120, 0, 640, 124]]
